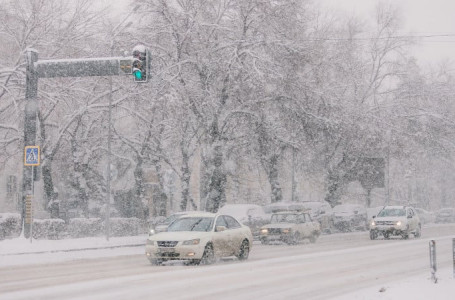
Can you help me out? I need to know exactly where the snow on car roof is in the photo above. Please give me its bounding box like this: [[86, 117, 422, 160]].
[[263, 202, 306, 213], [178, 212, 217, 218], [272, 210, 308, 215]]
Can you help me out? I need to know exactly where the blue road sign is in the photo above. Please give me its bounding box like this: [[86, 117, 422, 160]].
[[24, 146, 40, 166]]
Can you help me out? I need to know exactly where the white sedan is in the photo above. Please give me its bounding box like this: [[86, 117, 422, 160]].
[[145, 212, 253, 265]]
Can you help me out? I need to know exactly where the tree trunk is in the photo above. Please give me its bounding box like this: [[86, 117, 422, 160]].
[[180, 149, 197, 211], [268, 155, 283, 203], [202, 145, 227, 213]]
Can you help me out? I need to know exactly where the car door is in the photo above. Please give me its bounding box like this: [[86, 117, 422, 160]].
[[297, 213, 310, 238], [224, 215, 244, 255], [212, 215, 232, 256], [407, 208, 418, 231]]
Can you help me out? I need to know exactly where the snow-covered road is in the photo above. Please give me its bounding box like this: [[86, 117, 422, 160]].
[[1, 224, 454, 300]]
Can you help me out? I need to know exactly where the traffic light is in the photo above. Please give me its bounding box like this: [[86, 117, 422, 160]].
[[132, 45, 150, 83]]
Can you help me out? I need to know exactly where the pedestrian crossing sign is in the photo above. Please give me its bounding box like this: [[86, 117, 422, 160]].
[[24, 146, 40, 166]]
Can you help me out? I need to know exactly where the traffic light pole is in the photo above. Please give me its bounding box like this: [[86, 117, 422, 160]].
[[22, 49, 39, 239], [21, 49, 145, 239]]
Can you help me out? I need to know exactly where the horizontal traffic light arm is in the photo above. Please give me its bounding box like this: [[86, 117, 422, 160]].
[[35, 57, 133, 78]]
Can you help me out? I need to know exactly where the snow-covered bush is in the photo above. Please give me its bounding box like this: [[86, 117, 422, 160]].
[[32, 219, 66, 240], [109, 218, 144, 237], [67, 218, 103, 238], [0, 213, 21, 240]]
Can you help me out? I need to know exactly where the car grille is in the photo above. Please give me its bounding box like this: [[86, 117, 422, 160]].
[[376, 221, 395, 226], [157, 241, 178, 247], [157, 252, 180, 258], [268, 228, 283, 234]]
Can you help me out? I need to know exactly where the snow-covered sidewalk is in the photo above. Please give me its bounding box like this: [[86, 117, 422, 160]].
[[337, 268, 455, 300], [0, 235, 148, 267]]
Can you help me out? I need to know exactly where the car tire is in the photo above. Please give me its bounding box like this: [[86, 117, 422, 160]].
[[290, 232, 300, 245], [383, 232, 390, 239], [236, 240, 250, 261], [369, 230, 377, 240], [199, 244, 215, 265]]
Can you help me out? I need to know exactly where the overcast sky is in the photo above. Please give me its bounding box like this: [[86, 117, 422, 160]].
[[101, 0, 455, 66], [321, 0, 455, 66]]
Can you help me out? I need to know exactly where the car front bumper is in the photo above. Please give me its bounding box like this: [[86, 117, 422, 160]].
[[370, 225, 408, 236], [259, 233, 293, 243], [145, 244, 205, 262]]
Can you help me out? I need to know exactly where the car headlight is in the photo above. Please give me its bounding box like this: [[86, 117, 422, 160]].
[[370, 220, 376, 226], [182, 239, 200, 245], [260, 228, 268, 235], [281, 228, 291, 234], [396, 221, 402, 226], [146, 239, 154, 246], [149, 229, 155, 236]]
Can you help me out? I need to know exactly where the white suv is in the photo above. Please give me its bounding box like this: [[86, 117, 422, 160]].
[[369, 206, 421, 240]]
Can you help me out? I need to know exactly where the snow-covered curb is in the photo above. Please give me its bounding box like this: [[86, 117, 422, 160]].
[[0, 234, 148, 255]]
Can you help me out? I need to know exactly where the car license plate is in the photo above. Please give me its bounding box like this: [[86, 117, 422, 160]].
[[158, 248, 175, 253]]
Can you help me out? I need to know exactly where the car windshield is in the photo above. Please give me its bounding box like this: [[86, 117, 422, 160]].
[[377, 208, 406, 217], [271, 214, 298, 224], [162, 214, 180, 225], [167, 217, 213, 232]]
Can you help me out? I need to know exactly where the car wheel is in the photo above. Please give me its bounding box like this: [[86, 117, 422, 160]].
[[369, 230, 377, 240], [402, 233, 409, 239], [236, 240, 250, 261], [199, 244, 215, 265], [415, 225, 422, 238], [260, 238, 269, 245], [290, 232, 300, 245], [383, 232, 390, 239]]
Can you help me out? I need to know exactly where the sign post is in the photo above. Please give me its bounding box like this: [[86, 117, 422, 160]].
[[25, 195, 33, 242], [24, 146, 40, 241], [429, 240, 437, 283]]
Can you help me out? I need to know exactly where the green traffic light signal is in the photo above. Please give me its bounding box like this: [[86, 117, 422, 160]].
[[133, 69, 142, 80]]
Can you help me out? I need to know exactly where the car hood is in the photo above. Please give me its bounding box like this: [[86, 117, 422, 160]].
[[148, 231, 209, 241], [262, 223, 294, 229], [374, 216, 406, 222]]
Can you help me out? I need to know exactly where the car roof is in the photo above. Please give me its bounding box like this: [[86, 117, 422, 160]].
[[272, 210, 307, 215], [172, 210, 201, 215], [178, 212, 217, 218]]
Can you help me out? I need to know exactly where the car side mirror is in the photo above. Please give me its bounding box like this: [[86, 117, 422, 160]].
[[372, 216, 376, 219], [216, 225, 227, 232]]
